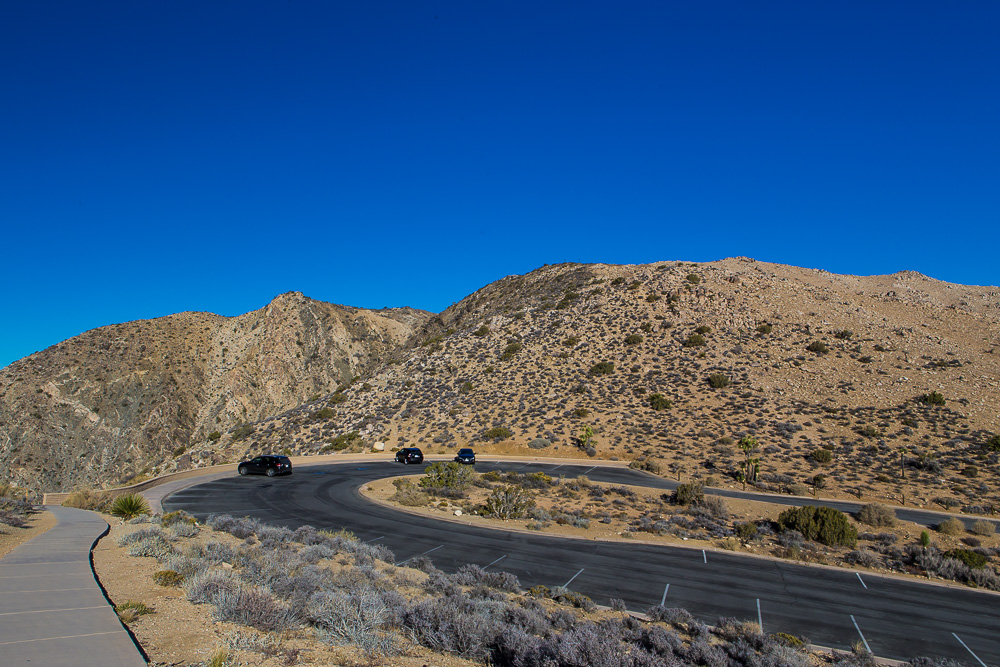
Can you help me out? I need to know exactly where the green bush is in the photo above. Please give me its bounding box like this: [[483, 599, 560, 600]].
[[645, 294, 660, 302], [778, 505, 857, 547], [501, 341, 522, 360], [232, 423, 254, 440], [648, 393, 672, 411], [390, 480, 430, 507], [756, 323, 772, 334], [625, 334, 643, 346], [153, 570, 184, 587], [459, 381, 474, 394], [694, 325, 712, 335], [856, 503, 896, 527], [207, 431, 221, 442], [329, 392, 348, 404], [734, 522, 758, 542], [172, 446, 186, 457], [707, 373, 730, 389], [672, 481, 704, 506], [962, 465, 979, 478], [573, 407, 590, 418], [806, 341, 829, 355], [63, 488, 113, 512], [919, 391, 946, 406], [110, 493, 151, 520], [936, 517, 965, 536], [483, 426, 513, 440], [985, 434, 1000, 452], [474, 325, 491, 337], [611, 277, 626, 286], [589, 361, 615, 376], [810, 449, 833, 464], [420, 462, 474, 492], [562, 335, 581, 347], [945, 548, 987, 569], [313, 407, 335, 419], [834, 330, 854, 340], [686, 273, 701, 284], [682, 334, 706, 348]]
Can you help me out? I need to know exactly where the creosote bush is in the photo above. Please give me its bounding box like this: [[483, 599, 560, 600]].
[[810, 449, 833, 464], [672, 481, 704, 506], [919, 391, 946, 406], [420, 462, 474, 493], [970, 519, 995, 536], [588, 361, 615, 376], [625, 334, 643, 346], [648, 393, 672, 411], [682, 333, 706, 348], [707, 373, 730, 389], [856, 503, 896, 528], [482, 426, 513, 441], [778, 505, 857, 547], [806, 341, 829, 355], [756, 323, 772, 334], [936, 518, 965, 536]]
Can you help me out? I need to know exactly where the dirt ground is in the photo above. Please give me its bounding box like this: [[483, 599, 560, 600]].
[[0, 509, 55, 559]]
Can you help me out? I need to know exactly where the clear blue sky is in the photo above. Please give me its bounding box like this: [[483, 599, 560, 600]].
[[2, 1, 998, 368]]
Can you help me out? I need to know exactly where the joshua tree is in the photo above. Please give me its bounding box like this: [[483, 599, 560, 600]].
[[738, 436, 759, 490], [898, 446, 908, 479]]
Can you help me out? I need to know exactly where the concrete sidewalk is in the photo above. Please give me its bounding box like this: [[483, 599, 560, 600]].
[[0, 505, 147, 666]]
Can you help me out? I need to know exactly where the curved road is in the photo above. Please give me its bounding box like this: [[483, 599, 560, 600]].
[[162, 460, 998, 664]]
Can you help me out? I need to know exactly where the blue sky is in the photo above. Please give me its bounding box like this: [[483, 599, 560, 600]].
[[2, 1, 998, 368]]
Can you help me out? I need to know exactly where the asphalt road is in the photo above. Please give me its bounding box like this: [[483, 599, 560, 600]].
[[162, 460, 999, 664]]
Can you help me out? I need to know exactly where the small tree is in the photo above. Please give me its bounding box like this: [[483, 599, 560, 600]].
[[580, 424, 595, 449], [778, 505, 857, 547], [806, 341, 829, 355], [737, 436, 759, 490], [648, 393, 672, 411], [420, 462, 474, 493], [683, 333, 706, 348], [708, 373, 731, 389]]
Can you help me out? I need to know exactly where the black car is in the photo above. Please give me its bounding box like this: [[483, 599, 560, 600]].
[[395, 447, 424, 464], [237, 455, 293, 477], [454, 448, 476, 465]]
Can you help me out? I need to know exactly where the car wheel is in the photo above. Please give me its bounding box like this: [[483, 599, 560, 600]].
[[238, 466, 248, 476], [266, 468, 277, 477]]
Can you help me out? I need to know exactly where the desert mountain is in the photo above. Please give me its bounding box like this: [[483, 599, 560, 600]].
[[214, 259, 1000, 511], [0, 292, 431, 493]]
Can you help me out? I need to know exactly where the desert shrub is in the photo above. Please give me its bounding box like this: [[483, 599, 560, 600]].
[[483, 426, 513, 440], [970, 519, 995, 536], [648, 393, 672, 410], [232, 423, 254, 440], [756, 323, 772, 334], [313, 407, 335, 419], [672, 481, 705, 506], [501, 341, 522, 360], [474, 325, 491, 337], [390, 480, 430, 507], [562, 335, 581, 347], [420, 462, 474, 493], [834, 330, 854, 340], [846, 548, 880, 568], [589, 361, 615, 376], [810, 449, 833, 464], [734, 522, 758, 542], [207, 431, 222, 441], [115, 600, 153, 623], [153, 569, 185, 587], [856, 503, 896, 527], [111, 493, 151, 520], [118, 527, 177, 559], [919, 391, 946, 405], [309, 589, 398, 658], [211, 582, 298, 632], [683, 333, 706, 348], [694, 325, 712, 334], [945, 549, 987, 569], [686, 273, 701, 284], [484, 486, 534, 520], [63, 488, 113, 512], [625, 334, 643, 346], [453, 564, 520, 592], [806, 341, 829, 354], [707, 373, 730, 388], [986, 434, 1000, 452], [936, 518, 965, 536], [961, 465, 979, 478], [527, 438, 551, 449], [208, 515, 261, 539], [778, 506, 858, 547], [160, 510, 197, 527]]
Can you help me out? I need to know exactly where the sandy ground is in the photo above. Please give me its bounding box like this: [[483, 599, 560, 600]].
[[0, 509, 56, 559]]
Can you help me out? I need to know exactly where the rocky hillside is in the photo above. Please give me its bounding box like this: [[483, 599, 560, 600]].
[[227, 259, 1000, 511], [0, 292, 431, 493]]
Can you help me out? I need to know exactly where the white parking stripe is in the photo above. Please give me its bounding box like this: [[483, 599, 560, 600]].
[[856, 572, 868, 589], [660, 584, 670, 605], [756, 599, 763, 633], [952, 633, 988, 667], [850, 615, 872, 653], [395, 544, 443, 566], [485, 555, 507, 569], [563, 568, 584, 587]]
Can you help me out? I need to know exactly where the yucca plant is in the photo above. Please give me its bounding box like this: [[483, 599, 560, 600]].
[[110, 492, 150, 520]]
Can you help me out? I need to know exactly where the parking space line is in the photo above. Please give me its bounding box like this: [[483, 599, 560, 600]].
[[395, 544, 443, 566], [550, 464, 564, 472], [756, 599, 762, 633], [563, 568, 584, 587], [366, 536, 384, 543], [856, 572, 867, 589], [702, 550, 707, 564], [952, 633, 987, 667], [581, 466, 596, 475], [661, 584, 669, 605], [850, 615, 872, 653], [484, 555, 507, 569]]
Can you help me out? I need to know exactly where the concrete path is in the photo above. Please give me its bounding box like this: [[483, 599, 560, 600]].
[[0, 505, 147, 666]]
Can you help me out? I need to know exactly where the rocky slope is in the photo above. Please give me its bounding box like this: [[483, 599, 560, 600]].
[[226, 259, 1000, 511], [0, 292, 431, 493]]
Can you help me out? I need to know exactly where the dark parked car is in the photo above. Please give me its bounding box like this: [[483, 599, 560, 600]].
[[237, 455, 292, 477], [395, 447, 424, 464], [454, 448, 476, 465]]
